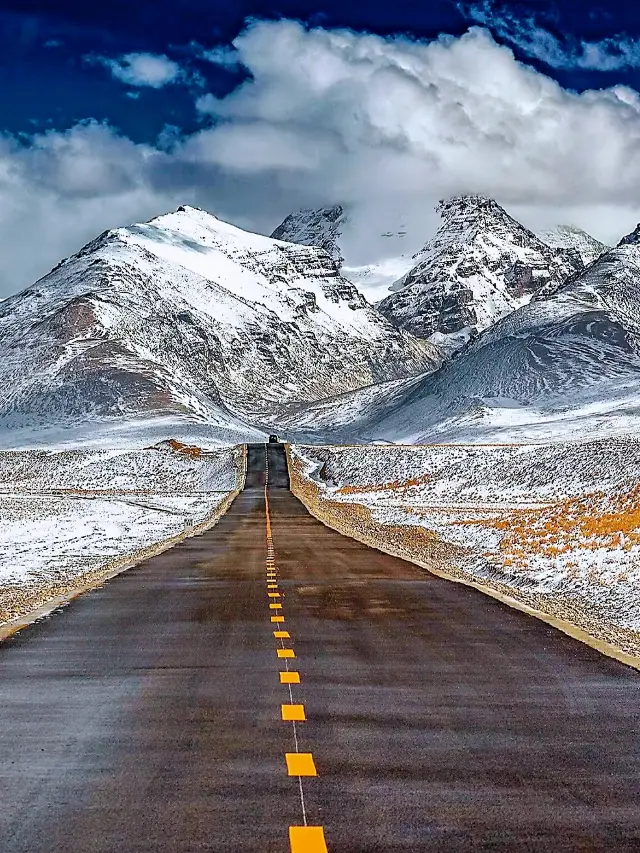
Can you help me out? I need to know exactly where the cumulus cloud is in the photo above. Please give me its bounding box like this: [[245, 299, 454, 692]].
[[5, 20, 640, 297], [464, 1, 640, 71], [96, 52, 182, 88]]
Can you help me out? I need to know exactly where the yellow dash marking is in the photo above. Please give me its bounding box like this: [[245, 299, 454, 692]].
[[281, 704, 306, 721], [267, 584, 278, 589], [268, 594, 281, 600], [273, 630, 290, 639], [271, 616, 285, 623], [285, 752, 316, 776], [269, 603, 282, 610], [280, 671, 300, 684], [289, 826, 328, 853], [277, 648, 295, 659]]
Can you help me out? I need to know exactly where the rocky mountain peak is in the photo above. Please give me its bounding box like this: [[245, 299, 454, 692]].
[[0, 206, 440, 439], [377, 195, 584, 354], [436, 194, 502, 219], [539, 224, 608, 266]]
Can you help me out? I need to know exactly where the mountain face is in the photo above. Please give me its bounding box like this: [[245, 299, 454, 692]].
[[538, 225, 609, 266], [376, 196, 584, 354], [270, 205, 423, 302], [341, 229, 640, 443], [270, 206, 346, 265], [0, 206, 439, 438]]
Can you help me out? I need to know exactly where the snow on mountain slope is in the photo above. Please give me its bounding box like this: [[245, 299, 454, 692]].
[[377, 196, 583, 355], [538, 225, 609, 266], [359, 231, 640, 443], [278, 226, 640, 444], [0, 206, 439, 442]]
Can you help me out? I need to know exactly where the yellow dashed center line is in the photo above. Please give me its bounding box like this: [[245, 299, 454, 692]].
[[281, 704, 306, 721], [277, 648, 296, 659], [264, 482, 328, 853], [280, 671, 301, 684], [290, 826, 328, 852]]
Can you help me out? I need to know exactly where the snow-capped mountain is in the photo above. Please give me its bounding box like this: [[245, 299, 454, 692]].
[[0, 206, 439, 441], [377, 196, 584, 354], [322, 226, 640, 444], [538, 225, 609, 266], [270, 205, 427, 301]]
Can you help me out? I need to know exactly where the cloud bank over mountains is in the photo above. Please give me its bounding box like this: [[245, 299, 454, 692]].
[[3, 18, 640, 297]]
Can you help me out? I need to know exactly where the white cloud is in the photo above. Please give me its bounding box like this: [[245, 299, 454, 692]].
[[196, 43, 243, 69], [464, 1, 640, 71], [97, 52, 182, 88], [6, 21, 640, 297]]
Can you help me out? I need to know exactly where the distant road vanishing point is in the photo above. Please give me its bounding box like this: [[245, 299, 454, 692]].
[[1, 444, 640, 852]]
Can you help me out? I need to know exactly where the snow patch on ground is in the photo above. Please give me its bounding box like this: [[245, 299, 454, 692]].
[[0, 443, 242, 619]]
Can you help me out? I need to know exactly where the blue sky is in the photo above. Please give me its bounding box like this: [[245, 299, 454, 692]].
[[2, 0, 640, 296], [4, 0, 640, 141]]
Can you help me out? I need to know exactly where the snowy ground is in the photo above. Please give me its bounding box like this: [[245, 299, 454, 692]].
[[0, 442, 243, 625], [292, 439, 640, 655]]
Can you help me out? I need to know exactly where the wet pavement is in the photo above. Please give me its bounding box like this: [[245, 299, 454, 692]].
[[1, 444, 639, 852]]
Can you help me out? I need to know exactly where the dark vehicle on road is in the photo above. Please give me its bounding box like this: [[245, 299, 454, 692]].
[[268, 434, 279, 443]]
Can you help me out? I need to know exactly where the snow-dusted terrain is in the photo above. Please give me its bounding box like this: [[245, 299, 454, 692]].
[[0, 442, 243, 625], [278, 214, 640, 445], [0, 205, 439, 448], [292, 441, 640, 655], [0, 195, 637, 450], [271, 198, 603, 355]]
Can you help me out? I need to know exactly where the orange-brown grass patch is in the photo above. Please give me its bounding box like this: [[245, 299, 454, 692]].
[[336, 473, 431, 496], [458, 485, 640, 567], [145, 439, 202, 458]]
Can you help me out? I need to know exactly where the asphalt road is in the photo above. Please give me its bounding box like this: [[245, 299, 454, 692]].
[[1, 443, 640, 852]]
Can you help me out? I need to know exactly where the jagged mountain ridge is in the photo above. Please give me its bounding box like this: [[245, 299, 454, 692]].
[[293, 225, 640, 444], [270, 205, 422, 301], [0, 206, 440, 437], [376, 196, 584, 354]]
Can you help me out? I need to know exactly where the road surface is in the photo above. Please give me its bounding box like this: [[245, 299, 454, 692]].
[[1, 443, 640, 852]]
